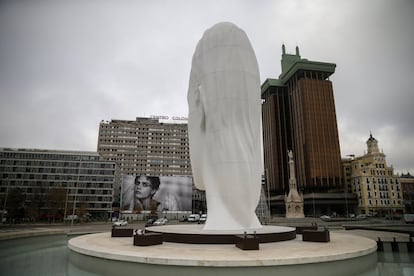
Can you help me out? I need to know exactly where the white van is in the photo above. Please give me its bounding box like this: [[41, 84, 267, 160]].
[[187, 214, 200, 222], [198, 214, 207, 224], [403, 214, 414, 223]]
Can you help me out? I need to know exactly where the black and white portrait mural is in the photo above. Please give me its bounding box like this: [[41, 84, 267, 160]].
[[121, 175, 192, 212]]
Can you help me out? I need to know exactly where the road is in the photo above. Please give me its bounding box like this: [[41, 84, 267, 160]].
[[0, 218, 413, 239]]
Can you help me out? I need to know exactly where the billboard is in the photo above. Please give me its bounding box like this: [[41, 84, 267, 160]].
[[121, 175, 192, 212]]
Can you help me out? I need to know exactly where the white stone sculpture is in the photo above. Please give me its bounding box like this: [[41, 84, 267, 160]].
[[187, 22, 263, 230]]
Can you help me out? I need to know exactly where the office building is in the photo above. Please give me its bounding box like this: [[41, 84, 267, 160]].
[[97, 117, 191, 204], [343, 134, 403, 216], [399, 172, 414, 213], [0, 148, 115, 220], [262, 45, 346, 215]]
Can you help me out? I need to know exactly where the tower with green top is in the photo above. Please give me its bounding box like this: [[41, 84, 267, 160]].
[[262, 45, 344, 215]]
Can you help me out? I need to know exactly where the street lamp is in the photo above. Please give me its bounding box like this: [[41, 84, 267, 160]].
[[71, 157, 82, 226], [265, 169, 271, 220], [345, 189, 349, 218], [312, 191, 316, 219], [63, 184, 69, 223], [1, 183, 9, 223]]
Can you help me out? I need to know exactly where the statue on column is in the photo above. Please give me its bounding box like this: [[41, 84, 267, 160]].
[[285, 150, 304, 218]]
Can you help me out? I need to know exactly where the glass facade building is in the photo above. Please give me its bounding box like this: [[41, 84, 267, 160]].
[[262, 45, 343, 194], [0, 148, 115, 220], [261, 45, 347, 215]]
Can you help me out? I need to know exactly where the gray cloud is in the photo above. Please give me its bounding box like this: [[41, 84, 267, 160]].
[[0, 0, 413, 173]]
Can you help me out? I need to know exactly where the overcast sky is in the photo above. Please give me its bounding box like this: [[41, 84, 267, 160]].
[[0, 0, 413, 174]]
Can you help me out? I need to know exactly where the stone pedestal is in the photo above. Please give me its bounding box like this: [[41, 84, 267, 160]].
[[134, 233, 163, 246], [235, 235, 259, 250], [111, 228, 133, 237], [302, 230, 330, 242]]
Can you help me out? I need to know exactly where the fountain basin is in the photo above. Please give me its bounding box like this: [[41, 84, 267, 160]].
[[68, 226, 377, 275]]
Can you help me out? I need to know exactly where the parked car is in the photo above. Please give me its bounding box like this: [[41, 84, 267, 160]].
[[319, 215, 331, 220], [153, 218, 168, 225], [179, 216, 188, 222], [403, 214, 414, 223], [187, 214, 200, 222], [145, 217, 157, 227], [65, 215, 79, 222], [198, 214, 207, 224], [356, 214, 367, 219], [113, 220, 128, 226]]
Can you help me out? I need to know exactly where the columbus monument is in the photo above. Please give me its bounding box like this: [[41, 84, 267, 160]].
[[285, 150, 304, 218]]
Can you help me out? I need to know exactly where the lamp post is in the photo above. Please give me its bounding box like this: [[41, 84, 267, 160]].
[[312, 191, 316, 219], [1, 184, 9, 223], [345, 189, 349, 218], [265, 169, 271, 219], [71, 157, 82, 227], [63, 184, 69, 223]]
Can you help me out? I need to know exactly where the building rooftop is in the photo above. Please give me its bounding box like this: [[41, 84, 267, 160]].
[[401, 172, 414, 178], [261, 45, 336, 97]]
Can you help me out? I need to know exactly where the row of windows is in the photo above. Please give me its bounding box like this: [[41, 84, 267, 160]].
[[353, 177, 400, 185], [101, 122, 186, 127], [99, 148, 189, 155], [3, 184, 114, 194], [0, 159, 114, 169], [0, 167, 114, 175], [366, 182, 400, 189], [365, 199, 401, 206], [368, 170, 393, 176], [0, 152, 100, 161], [99, 131, 188, 136], [118, 168, 192, 175], [15, 188, 112, 198], [99, 130, 187, 136], [0, 180, 113, 189], [1, 173, 114, 182], [117, 163, 190, 169], [103, 156, 189, 163], [100, 124, 187, 132], [0, 188, 113, 204], [98, 136, 187, 143], [366, 191, 402, 199]]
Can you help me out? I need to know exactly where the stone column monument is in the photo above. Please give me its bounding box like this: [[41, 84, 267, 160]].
[[187, 22, 262, 230], [285, 150, 305, 218]]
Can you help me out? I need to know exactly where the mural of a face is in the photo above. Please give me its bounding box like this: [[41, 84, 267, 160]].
[[135, 175, 156, 200]]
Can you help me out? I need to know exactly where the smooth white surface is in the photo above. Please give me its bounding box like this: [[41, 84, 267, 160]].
[[68, 231, 377, 267], [187, 22, 263, 230]]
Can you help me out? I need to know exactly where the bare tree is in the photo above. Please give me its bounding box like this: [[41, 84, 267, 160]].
[[47, 187, 66, 222]]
